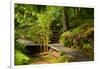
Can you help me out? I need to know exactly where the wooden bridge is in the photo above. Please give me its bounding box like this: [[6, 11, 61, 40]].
[[17, 39, 90, 61], [48, 43, 90, 62]]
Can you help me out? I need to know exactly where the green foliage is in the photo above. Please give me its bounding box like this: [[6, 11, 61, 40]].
[[15, 4, 94, 63], [15, 3, 94, 44], [59, 31, 72, 44], [64, 39, 73, 47], [60, 22, 94, 48], [15, 50, 30, 65], [15, 4, 39, 42], [15, 4, 62, 44]]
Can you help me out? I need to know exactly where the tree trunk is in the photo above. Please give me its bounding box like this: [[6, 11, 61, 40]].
[[62, 7, 70, 32], [45, 37, 48, 52], [77, 8, 80, 19]]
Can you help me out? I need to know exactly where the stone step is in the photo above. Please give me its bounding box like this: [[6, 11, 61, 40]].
[[50, 38, 59, 41]]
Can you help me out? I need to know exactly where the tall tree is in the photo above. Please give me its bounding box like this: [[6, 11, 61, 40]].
[[62, 7, 70, 32]]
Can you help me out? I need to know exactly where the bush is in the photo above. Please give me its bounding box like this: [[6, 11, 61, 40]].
[[59, 31, 72, 45], [59, 24, 94, 49], [59, 30, 81, 47], [15, 50, 30, 65], [64, 39, 73, 47]]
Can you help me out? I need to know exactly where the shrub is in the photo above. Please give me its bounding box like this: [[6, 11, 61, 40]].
[[64, 39, 73, 47], [15, 50, 30, 65], [60, 26, 94, 49], [59, 31, 72, 45]]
